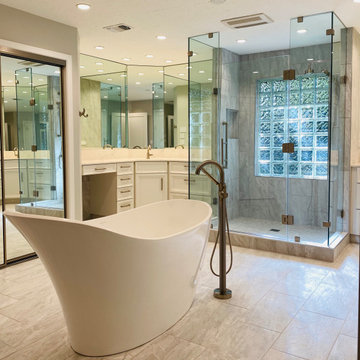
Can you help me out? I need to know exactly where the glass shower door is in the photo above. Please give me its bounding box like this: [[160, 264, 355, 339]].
[[286, 13, 333, 245]]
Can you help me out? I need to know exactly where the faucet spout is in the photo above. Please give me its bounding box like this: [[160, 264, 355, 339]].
[[146, 145, 153, 159], [195, 160, 225, 189]]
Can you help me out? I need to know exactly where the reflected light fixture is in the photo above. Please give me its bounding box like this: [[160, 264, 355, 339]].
[[157, 35, 167, 40], [165, 60, 172, 63], [95, 62, 103, 65], [80, 65, 85, 69], [136, 82, 141, 85], [168, 82, 173, 85], [6, 80, 12, 83], [307, 58, 314, 61], [178, 73, 185, 76], [145, 54, 153, 58], [237, 39, 246, 44], [158, 70, 164, 73], [97, 69, 104, 73], [95, 46, 104, 50], [76, 3, 91, 10], [54, 70, 60, 74], [107, 78, 112, 81], [138, 73, 144, 76], [297, 29, 307, 34], [252, 71, 259, 74], [199, 70, 205, 74], [208, 78, 212, 81], [122, 58, 131, 61]]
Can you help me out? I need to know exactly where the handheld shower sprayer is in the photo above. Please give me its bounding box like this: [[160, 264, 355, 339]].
[[195, 160, 233, 300]]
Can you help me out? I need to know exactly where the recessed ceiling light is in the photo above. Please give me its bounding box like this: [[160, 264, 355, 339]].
[[297, 29, 307, 34], [164, 91, 167, 94], [237, 39, 246, 44], [4, 100, 8, 103], [155, 95, 159, 98], [208, 78, 212, 81], [95, 46, 104, 50], [136, 82, 141, 85], [76, 3, 91, 10], [168, 82, 173, 85], [307, 58, 314, 61], [145, 54, 153, 58], [252, 71, 259, 74], [95, 62, 103, 65], [178, 73, 185, 76], [122, 58, 131, 61], [23, 91, 28, 94], [199, 70, 205, 74], [158, 70, 164, 73], [165, 60, 172, 63], [23, 76, 29, 79], [157, 35, 167, 40], [6, 80, 12, 83], [120, 74, 127, 77], [107, 78, 112, 81], [104, 96, 108, 99], [39, 78, 44, 81], [97, 69, 104, 73], [138, 73, 144, 76], [80, 65, 85, 69], [54, 70, 60, 74]]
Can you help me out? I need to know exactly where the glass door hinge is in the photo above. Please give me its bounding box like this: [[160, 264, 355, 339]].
[[326, 28, 335, 36], [323, 221, 331, 228], [213, 88, 219, 95], [297, 16, 304, 23], [31, 145, 37, 152], [340, 209, 345, 218], [282, 143, 295, 153], [33, 190, 39, 197], [187, 51, 193, 57], [208, 32, 214, 38], [283, 69, 295, 80], [282, 215, 294, 225], [29, 98, 35, 106]]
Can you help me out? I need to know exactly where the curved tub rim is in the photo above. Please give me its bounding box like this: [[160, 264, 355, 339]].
[[4, 199, 213, 242]]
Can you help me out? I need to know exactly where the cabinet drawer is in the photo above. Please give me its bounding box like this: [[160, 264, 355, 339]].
[[135, 161, 167, 173], [28, 159, 51, 169], [169, 162, 189, 174], [189, 175, 211, 196], [169, 192, 188, 200], [169, 174, 189, 194], [117, 174, 133, 187], [117, 162, 134, 175], [28, 169, 51, 184], [82, 163, 116, 176], [117, 186, 133, 200], [117, 199, 134, 213]]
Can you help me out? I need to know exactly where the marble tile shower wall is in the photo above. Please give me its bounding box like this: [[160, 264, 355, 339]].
[[220, 44, 343, 229]]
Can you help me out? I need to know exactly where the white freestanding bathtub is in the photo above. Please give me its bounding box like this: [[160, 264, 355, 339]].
[[5, 199, 212, 356]]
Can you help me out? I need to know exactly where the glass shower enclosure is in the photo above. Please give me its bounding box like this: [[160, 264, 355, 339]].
[[188, 12, 348, 247]]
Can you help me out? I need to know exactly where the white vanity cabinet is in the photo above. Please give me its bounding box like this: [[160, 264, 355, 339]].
[[135, 162, 168, 207], [169, 161, 188, 200], [117, 162, 134, 212], [4, 159, 20, 200]]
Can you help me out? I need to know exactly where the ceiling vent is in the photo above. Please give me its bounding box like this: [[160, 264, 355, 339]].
[[221, 13, 273, 29], [103, 23, 132, 33]]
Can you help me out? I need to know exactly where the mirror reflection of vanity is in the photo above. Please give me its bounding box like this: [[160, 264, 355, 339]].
[[79, 54, 189, 149]]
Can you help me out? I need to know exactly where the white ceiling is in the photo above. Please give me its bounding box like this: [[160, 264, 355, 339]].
[[0, 0, 359, 66]]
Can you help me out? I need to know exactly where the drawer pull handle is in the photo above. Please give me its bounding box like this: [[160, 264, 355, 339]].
[[120, 177, 131, 181], [120, 165, 131, 168], [120, 190, 131, 193], [120, 204, 131, 208], [183, 165, 189, 168], [161, 178, 164, 191], [95, 167, 106, 171], [184, 179, 196, 183]]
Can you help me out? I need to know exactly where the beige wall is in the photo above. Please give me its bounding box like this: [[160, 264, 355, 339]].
[[80, 79, 101, 147], [0, 4, 81, 219], [174, 86, 188, 147]]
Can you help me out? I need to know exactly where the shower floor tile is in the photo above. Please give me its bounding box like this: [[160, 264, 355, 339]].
[[0, 243, 357, 360]]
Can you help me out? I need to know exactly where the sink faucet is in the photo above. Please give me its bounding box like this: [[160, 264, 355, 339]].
[[103, 144, 113, 149], [146, 145, 153, 159]]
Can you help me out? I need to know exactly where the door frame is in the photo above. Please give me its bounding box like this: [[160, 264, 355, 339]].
[[0, 47, 67, 268]]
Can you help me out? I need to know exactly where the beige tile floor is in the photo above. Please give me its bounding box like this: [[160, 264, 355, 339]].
[[0, 243, 358, 360]]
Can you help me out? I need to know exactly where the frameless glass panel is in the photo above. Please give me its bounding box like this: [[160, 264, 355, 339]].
[[287, 13, 332, 245], [188, 33, 219, 218], [328, 13, 347, 244], [152, 81, 164, 148]]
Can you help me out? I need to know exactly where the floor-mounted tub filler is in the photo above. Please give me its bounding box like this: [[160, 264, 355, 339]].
[[5, 199, 212, 356]]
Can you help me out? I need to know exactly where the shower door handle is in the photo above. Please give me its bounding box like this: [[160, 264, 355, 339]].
[[161, 177, 164, 191], [221, 121, 228, 169]]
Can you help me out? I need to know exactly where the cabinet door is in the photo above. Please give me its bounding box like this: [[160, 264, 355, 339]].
[[135, 173, 168, 207]]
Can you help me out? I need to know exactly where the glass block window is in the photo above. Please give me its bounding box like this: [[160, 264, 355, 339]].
[[255, 74, 329, 179]]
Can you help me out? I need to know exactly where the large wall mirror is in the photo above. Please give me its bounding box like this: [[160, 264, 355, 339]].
[[80, 54, 189, 149]]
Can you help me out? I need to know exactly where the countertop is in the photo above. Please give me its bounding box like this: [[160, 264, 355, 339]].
[[82, 158, 189, 166]]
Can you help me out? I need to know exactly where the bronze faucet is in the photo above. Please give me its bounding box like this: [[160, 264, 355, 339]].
[[146, 145, 153, 159]]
